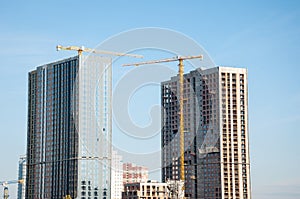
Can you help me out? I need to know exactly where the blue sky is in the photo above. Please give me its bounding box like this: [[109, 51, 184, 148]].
[[0, 1, 300, 198]]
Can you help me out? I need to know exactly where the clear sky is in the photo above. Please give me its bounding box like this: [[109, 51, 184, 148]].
[[0, 1, 300, 198]]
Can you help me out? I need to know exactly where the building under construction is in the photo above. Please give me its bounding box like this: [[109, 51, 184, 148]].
[[26, 55, 112, 199], [161, 66, 251, 199]]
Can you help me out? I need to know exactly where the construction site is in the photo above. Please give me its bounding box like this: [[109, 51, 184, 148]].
[[3, 1, 300, 199], [1, 45, 250, 199]]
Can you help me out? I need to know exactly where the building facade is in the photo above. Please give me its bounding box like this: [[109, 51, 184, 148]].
[[161, 66, 251, 199], [111, 150, 123, 199], [123, 163, 148, 185], [26, 55, 112, 199], [122, 180, 170, 199], [18, 155, 26, 199]]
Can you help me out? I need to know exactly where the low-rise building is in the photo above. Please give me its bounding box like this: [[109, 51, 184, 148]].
[[123, 163, 148, 184], [122, 180, 170, 199]]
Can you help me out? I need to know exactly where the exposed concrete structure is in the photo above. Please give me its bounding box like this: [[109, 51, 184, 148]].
[[161, 66, 251, 199]]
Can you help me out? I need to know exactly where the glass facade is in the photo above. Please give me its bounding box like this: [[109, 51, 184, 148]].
[[26, 55, 112, 199], [18, 155, 26, 199]]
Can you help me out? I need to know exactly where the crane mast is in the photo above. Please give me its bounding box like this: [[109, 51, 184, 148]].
[[178, 59, 185, 182], [123, 55, 203, 194]]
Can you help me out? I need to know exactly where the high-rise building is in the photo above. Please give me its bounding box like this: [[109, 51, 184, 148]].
[[26, 55, 112, 199], [161, 66, 251, 199], [122, 163, 148, 185], [111, 150, 123, 199], [18, 155, 26, 199]]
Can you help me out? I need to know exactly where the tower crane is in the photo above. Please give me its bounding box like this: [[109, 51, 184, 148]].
[[0, 179, 24, 199], [123, 55, 203, 193], [56, 45, 143, 58]]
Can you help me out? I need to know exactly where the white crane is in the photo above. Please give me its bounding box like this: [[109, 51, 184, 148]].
[[0, 179, 24, 199]]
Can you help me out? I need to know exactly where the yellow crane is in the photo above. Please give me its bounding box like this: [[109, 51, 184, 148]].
[[56, 45, 143, 58], [0, 179, 24, 199], [123, 55, 203, 186], [63, 195, 72, 199]]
